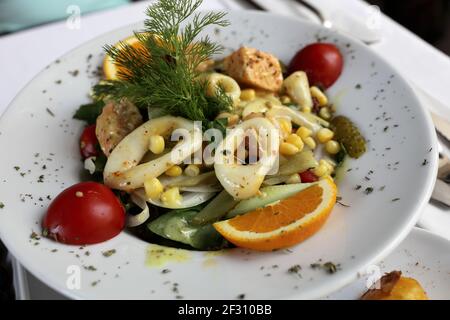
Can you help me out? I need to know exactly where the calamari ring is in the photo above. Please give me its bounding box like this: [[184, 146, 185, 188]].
[[214, 117, 279, 199], [104, 116, 202, 191]]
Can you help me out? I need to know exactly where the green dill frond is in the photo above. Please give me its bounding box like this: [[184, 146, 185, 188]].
[[94, 0, 231, 122]]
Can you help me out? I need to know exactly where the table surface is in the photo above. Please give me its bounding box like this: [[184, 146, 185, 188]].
[[1, 0, 449, 300]]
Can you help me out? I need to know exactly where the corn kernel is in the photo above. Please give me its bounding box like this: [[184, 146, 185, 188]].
[[184, 164, 200, 177], [286, 173, 301, 184], [165, 165, 182, 177], [325, 140, 341, 154], [316, 128, 334, 144], [303, 136, 316, 149], [296, 126, 312, 139], [280, 142, 299, 156], [319, 159, 335, 173], [310, 86, 328, 106], [240, 89, 256, 101], [313, 163, 329, 177], [144, 177, 163, 199], [278, 118, 292, 136], [286, 134, 304, 150], [149, 135, 165, 154], [280, 95, 291, 104], [301, 106, 312, 113], [160, 187, 182, 206], [319, 107, 331, 120]]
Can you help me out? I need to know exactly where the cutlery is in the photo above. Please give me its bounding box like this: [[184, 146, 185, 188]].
[[243, 0, 381, 45]]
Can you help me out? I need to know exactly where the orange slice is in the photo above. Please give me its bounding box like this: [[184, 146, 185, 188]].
[[213, 177, 337, 251], [103, 35, 149, 80]]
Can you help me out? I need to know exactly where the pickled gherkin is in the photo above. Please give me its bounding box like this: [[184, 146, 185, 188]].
[[330, 116, 366, 158]]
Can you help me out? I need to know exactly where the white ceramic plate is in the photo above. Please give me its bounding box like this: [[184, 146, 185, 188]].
[[325, 227, 450, 299], [0, 11, 438, 299]]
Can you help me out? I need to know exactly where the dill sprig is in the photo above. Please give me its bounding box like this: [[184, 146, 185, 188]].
[[93, 0, 232, 122]]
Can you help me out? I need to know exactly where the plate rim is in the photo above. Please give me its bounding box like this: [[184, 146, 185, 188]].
[[0, 10, 439, 300]]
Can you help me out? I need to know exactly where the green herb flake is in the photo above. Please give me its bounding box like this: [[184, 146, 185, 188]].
[[30, 231, 40, 240], [84, 265, 97, 271], [364, 187, 374, 195], [46, 108, 55, 117], [287, 264, 302, 275], [391, 198, 400, 202], [102, 249, 116, 257], [237, 294, 245, 300], [91, 280, 100, 287], [0, 202, 4, 209]]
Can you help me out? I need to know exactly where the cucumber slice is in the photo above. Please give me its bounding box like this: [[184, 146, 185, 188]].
[[191, 190, 239, 225], [277, 149, 318, 176], [148, 209, 225, 250], [225, 182, 314, 218]]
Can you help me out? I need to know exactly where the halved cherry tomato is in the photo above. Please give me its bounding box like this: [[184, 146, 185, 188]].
[[80, 124, 99, 159], [299, 170, 318, 183], [288, 43, 343, 88], [43, 182, 125, 245]]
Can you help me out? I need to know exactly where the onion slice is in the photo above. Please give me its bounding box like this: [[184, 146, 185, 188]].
[[127, 192, 150, 227]]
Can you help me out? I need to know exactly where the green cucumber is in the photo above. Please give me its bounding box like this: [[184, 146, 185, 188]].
[[191, 190, 239, 225], [225, 182, 314, 219], [148, 209, 225, 250]]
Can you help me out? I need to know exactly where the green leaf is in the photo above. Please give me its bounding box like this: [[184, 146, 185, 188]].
[[148, 206, 227, 250], [73, 100, 105, 125]]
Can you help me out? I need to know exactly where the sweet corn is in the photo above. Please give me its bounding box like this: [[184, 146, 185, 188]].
[[296, 126, 312, 139], [240, 89, 256, 101], [149, 135, 165, 154], [303, 136, 316, 149], [286, 173, 301, 184], [165, 165, 182, 177], [286, 134, 304, 150], [313, 163, 329, 177], [280, 142, 299, 155], [278, 118, 292, 136], [319, 107, 331, 120], [184, 164, 200, 177], [301, 106, 312, 113], [280, 95, 291, 104], [310, 86, 328, 107], [160, 187, 182, 207], [325, 140, 341, 154], [319, 159, 335, 172], [144, 177, 164, 199], [316, 128, 334, 144]]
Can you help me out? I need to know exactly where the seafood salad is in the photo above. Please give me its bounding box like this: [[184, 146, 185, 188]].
[[43, 0, 366, 251]]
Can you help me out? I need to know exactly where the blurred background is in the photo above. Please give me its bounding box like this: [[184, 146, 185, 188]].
[[0, 0, 449, 54]]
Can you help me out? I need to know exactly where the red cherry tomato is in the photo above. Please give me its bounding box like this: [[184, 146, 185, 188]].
[[43, 182, 125, 245], [288, 43, 343, 88], [80, 124, 99, 159], [299, 170, 318, 183]]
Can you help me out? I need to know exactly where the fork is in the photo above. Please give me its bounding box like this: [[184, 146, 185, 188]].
[[243, 0, 380, 45]]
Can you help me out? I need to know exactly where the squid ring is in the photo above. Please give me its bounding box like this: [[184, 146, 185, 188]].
[[104, 116, 202, 191], [214, 117, 279, 199], [205, 72, 241, 105]]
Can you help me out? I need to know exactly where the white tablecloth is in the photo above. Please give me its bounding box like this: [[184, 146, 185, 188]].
[[1, 0, 449, 300]]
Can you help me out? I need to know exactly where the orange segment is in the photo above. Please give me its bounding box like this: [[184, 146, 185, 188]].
[[213, 177, 337, 251], [103, 35, 149, 80]]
